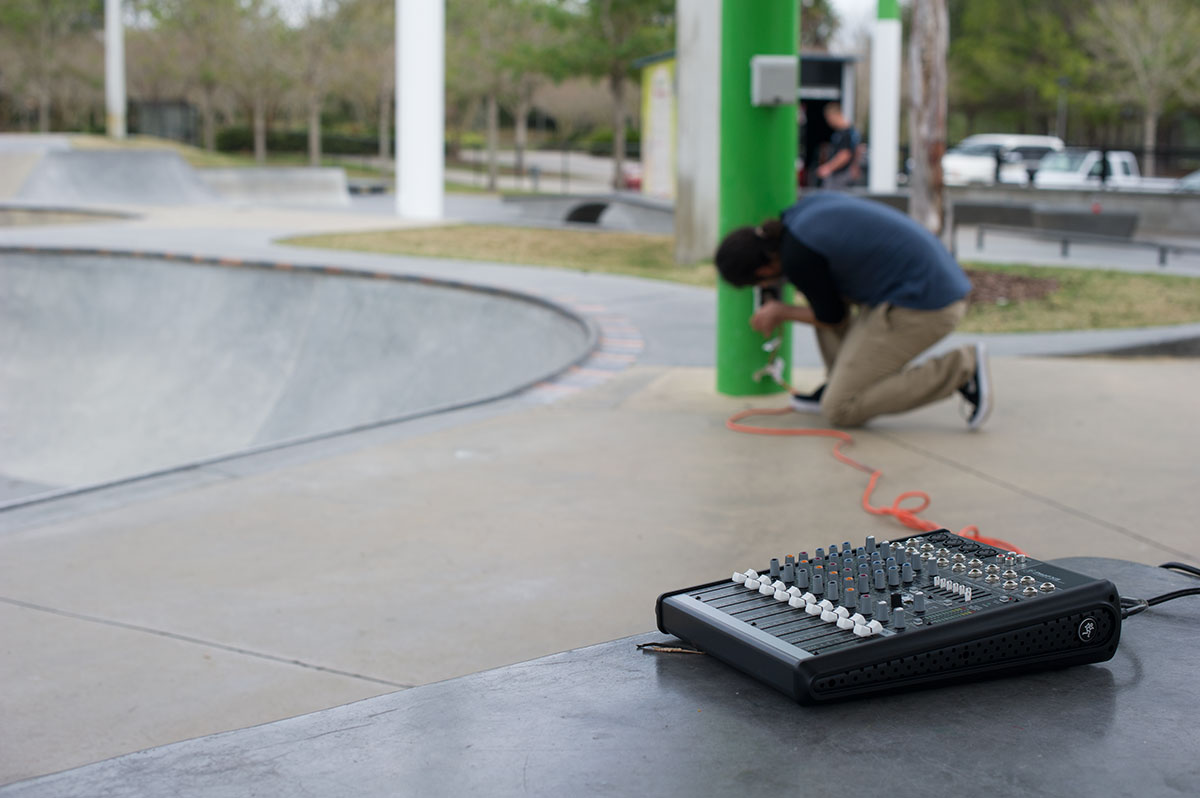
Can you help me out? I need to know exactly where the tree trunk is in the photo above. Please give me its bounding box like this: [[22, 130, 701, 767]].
[[308, 94, 321, 167], [907, 0, 948, 236], [514, 92, 530, 178], [486, 92, 499, 192], [38, 88, 51, 133], [610, 72, 626, 191], [253, 97, 267, 164], [200, 91, 217, 151], [378, 87, 390, 161], [1142, 108, 1158, 177]]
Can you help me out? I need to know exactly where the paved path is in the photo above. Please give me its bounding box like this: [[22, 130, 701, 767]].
[[1, 195, 1198, 785]]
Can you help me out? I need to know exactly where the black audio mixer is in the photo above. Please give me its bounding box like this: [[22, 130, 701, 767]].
[[656, 529, 1121, 703]]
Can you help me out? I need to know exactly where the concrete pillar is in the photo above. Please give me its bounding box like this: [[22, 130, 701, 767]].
[[105, 0, 126, 139], [868, 0, 901, 193], [395, 0, 444, 220], [674, 1, 721, 265]]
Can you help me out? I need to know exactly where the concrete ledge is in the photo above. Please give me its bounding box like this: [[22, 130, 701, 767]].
[[502, 193, 674, 234], [198, 167, 351, 207], [2, 558, 1194, 797]]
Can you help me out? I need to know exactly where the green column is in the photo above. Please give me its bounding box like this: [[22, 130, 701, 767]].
[[716, 1, 798, 396]]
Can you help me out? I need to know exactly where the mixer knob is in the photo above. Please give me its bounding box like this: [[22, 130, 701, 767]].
[[1002, 569, 1019, 580], [1002, 580, 1018, 591], [782, 562, 795, 583], [821, 609, 839, 623], [733, 570, 748, 584], [789, 595, 806, 609], [857, 573, 870, 594], [858, 593, 873, 615], [827, 578, 841, 602], [812, 576, 824, 595], [1022, 586, 1038, 596], [968, 568, 983, 579], [1020, 576, 1036, 586], [887, 566, 900, 587], [874, 569, 887, 591], [967, 558, 983, 569], [920, 542, 935, 553], [806, 602, 823, 616], [906, 547, 920, 559], [901, 563, 914, 583], [892, 608, 907, 631], [837, 616, 856, 630], [875, 601, 890, 623], [769, 559, 781, 579], [796, 569, 810, 590], [985, 574, 1000, 584], [853, 624, 875, 638], [936, 557, 950, 569], [951, 552, 966, 564], [1016, 554, 1028, 564], [912, 591, 927, 613], [1040, 582, 1056, 593], [865, 535, 877, 552], [951, 563, 966, 574], [986, 564, 1001, 575], [867, 619, 885, 634], [936, 547, 951, 558], [759, 581, 776, 595]]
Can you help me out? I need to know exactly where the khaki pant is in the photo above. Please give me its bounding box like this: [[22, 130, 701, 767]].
[[815, 300, 975, 427]]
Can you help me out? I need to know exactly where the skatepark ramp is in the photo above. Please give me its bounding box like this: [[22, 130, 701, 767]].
[[13, 149, 221, 205], [0, 249, 594, 504]]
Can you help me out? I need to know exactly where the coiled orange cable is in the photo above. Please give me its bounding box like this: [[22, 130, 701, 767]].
[[726, 406, 1025, 554]]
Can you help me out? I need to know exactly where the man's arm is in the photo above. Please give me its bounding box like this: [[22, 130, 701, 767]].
[[750, 299, 829, 335], [816, 147, 852, 179]]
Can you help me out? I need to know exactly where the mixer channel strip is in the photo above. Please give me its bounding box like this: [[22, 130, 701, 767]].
[[656, 529, 1123, 703]]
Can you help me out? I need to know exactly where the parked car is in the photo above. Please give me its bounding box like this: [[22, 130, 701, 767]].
[[942, 134, 1064, 186], [1034, 149, 1138, 188], [1175, 169, 1200, 192]]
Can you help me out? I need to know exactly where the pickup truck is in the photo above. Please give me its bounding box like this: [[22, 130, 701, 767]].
[[1033, 149, 1178, 191]]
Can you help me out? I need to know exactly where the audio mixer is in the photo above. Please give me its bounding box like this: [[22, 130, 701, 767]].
[[656, 529, 1121, 703]]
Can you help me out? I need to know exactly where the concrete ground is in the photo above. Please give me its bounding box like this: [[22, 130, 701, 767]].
[[2, 192, 1199, 785]]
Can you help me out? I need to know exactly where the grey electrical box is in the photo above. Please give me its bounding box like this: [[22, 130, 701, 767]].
[[750, 55, 798, 106]]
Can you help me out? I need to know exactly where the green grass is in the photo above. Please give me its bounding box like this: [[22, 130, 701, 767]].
[[285, 224, 1200, 333]]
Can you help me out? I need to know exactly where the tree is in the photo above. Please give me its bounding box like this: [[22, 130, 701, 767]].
[[139, 0, 242, 151], [227, 0, 291, 162], [549, 0, 674, 190], [800, 0, 840, 52], [908, 0, 948, 235], [1079, 0, 1200, 176], [291, 0, 341, 166], [332, 0, 393, 161], [0, 0, 103, 132]]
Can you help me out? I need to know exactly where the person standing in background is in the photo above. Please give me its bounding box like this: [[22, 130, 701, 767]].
[[815, 103, 860, 190]]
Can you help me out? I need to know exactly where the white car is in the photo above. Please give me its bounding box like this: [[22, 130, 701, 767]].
[[942, 134, 1064, 186], [1032, 149, 1176, 191]]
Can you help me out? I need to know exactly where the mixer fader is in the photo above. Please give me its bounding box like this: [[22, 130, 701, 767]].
[[656, 529, 1121, 703]]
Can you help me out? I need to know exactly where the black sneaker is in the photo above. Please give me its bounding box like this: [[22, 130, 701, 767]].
[[959, 342, 992, 430], [790, 383, 826, 414]]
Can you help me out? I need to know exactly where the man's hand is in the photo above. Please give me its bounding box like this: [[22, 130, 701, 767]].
[[750, 299, 790, 336]]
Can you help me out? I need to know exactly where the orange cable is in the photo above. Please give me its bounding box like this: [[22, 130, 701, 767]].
[[726, 406, 1025, 554]]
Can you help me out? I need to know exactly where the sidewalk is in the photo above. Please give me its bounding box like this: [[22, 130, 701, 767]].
[[2, 199, 1199, 784]]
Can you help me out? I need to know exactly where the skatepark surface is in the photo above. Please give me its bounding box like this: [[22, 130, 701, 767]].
[[1, 139, 1199, 786]]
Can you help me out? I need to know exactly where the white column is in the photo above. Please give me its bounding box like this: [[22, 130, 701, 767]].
[[674, 0, 722, 264], [395, 0, 444, 219], [105, 0, 126, 139], [868, 10, 901, 193]]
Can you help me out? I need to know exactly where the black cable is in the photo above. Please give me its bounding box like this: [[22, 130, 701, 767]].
[[1120, 587, 1200, 618], [1145, 587, 1200, 606], [1159, 562, 1200, 580]]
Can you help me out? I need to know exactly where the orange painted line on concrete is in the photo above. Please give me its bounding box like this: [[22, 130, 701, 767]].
[[218, 258, 243, 266]]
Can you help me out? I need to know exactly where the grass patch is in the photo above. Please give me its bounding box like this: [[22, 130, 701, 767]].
[[288, 224, 717, 286], [958, 262, 1200, 333], [286, 224, 1200, 332]]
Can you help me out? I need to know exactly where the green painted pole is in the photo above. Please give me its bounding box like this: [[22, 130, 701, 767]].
[[716, 1, 798, 396]]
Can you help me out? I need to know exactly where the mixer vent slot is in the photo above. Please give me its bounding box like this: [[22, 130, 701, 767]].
[[812, 609, 1115, 694]]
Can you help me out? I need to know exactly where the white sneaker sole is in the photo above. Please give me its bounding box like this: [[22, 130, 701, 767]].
[[968, 342, 993, 431]]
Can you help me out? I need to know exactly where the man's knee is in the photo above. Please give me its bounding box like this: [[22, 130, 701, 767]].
[[821, 394, 869, 428]]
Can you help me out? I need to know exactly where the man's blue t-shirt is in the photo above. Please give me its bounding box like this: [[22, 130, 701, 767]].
[[780, 193, 971, 315]]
